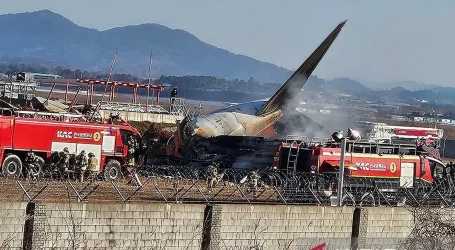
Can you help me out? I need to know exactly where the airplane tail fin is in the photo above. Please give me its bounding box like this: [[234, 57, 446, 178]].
[[256, 20, 347, 116]]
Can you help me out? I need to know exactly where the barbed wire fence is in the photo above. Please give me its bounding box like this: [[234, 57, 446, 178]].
[[1, 163, 455, 208]]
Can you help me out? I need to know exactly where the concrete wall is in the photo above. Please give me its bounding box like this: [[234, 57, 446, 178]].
[[0, 202, 26, 249], [40, 203, 205, 249], [356, 207, 414, 249], [213, 204, 354, 250], [0, 202, 205, 250], [0, 201, 419, 250], [99, 110, 183, 124]]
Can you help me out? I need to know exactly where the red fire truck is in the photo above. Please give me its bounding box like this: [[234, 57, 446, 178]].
[[0, 113, 141, 180], [312, 145, 440, 184], [273, 138, 446, 191]]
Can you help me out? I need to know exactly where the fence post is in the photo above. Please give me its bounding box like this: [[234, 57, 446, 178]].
[[200, 205, 213, 250], [201, 205, 221, 250], [351, 207, 368, 249], [22, 202, 36, 250], [22, 202, 47, 250]]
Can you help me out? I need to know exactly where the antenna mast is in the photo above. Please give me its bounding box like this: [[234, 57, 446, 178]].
[[107, 48, 118, 102], [88, 48, 117, 121], [147, 51, 153, 109]]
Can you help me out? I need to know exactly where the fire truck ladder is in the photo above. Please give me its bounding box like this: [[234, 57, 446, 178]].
[[286, 145, 298, 176], [285, 135, 308, 176]]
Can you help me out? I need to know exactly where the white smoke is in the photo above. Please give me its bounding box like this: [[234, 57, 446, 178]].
[[276, 95, 358, 140], [275, 104, 327, 139]]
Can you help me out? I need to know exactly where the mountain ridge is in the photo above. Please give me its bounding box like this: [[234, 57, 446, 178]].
[[0, 9, 292, 83]]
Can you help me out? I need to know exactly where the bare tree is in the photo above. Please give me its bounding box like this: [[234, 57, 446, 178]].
[[220, 218, 268, 250], [399, 206, 455, 250], [277, 239, 294, 250], [47, 187, 87, 249]]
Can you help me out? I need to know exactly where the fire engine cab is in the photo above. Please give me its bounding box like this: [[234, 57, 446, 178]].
[[0, 112, 141, 180]]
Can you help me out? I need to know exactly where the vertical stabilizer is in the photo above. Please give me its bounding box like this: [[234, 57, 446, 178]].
[[257, 20, 347, 116]]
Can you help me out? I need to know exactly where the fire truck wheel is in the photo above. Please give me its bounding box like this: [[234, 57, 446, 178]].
[[104, 160, 122, 181], [2, 154, 23, 177]]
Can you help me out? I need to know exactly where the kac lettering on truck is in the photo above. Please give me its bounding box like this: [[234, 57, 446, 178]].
[[57, 131, 73, 139]]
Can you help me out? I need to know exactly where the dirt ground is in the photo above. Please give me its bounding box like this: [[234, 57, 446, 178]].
[[0, 177, 280, 204]]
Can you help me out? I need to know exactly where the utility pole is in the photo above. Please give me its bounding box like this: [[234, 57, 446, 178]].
[[147, 51, 153, 110], [88, 48, 117, 121], [337, 137, 346, 206], [108, 48, 118, 102]]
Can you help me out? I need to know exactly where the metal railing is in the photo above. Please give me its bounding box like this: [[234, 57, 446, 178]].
[[169, 98, 194, 119], [15, 110, 88, 122], [0, 80, 37, 100], [98, 101, 168, 114]]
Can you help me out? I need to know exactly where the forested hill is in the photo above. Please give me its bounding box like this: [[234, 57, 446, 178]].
[[0, 10, 291, 83]]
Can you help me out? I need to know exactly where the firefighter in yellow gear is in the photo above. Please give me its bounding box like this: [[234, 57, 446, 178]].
[[59, 147, 70, 171], [127, 135, 136, 166], [76, 150, 88, 170], [88, 153, 98, 172], [76, 150, 88, 182], [207, 163, 219, 192], [247, 167, 260, 197], [24, 149, 39, 180]]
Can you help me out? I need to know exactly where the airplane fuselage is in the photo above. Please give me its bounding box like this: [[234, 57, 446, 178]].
[[180, 20, 347, 143], [183, 100, 282, 139]]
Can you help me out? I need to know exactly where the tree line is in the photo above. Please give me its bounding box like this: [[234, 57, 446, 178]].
[[0, 62, 142, 82], [154, 75, 279, 94], [0, 62, 279, 96]]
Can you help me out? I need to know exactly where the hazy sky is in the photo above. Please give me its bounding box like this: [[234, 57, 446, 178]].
[[1, 0, 455, 85]]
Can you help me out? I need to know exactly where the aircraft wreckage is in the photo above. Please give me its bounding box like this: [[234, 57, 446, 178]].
[[165, 20, 348, 168]]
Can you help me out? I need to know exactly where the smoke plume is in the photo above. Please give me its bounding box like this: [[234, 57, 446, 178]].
[[275, 98, 358, 140]]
